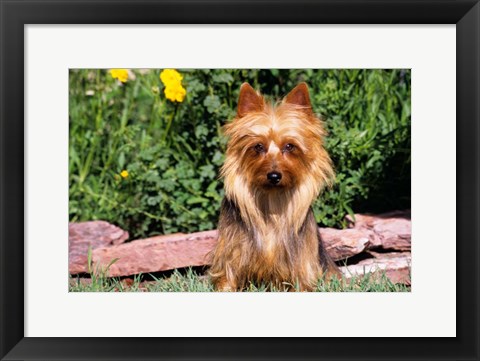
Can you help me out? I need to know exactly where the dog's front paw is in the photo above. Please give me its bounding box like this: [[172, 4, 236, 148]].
[[214, 277, 237, 292]]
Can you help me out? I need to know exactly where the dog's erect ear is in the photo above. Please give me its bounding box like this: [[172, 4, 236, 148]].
[[237, 83, 264, 117], [284, 82, 312, 112]]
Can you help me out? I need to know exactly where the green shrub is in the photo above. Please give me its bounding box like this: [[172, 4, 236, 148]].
[[69, 69, 410, 238]]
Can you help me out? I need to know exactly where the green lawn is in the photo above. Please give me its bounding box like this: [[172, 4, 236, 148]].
[[69, 266, 410, 292]]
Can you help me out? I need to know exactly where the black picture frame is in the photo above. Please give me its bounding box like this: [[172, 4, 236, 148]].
[[1, 1, 478, 360]]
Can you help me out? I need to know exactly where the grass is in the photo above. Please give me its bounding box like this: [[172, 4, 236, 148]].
[[69, 266, 410, 292]]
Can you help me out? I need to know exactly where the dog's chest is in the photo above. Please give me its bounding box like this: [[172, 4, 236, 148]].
[[256, 222, 291, 262]]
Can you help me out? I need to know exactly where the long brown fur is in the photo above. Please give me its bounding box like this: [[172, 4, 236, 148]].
[[209, 82, 339, 291]]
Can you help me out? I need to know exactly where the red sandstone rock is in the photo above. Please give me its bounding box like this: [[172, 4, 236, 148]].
[[320, 228, 373, 261], [68, 211, 412, 277], [346, 210, 411, 228], [339, 252, 411, 285], [345, 210, 411, 251], [90, 230, 218, 277], [69, 221, 129, 274], [70, 227, 370, 275]]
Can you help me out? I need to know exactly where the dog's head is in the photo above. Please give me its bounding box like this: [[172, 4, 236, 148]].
[[221, 82, 334, 197]]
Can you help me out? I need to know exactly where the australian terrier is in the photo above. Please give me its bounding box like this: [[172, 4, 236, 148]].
[[209, 82, 339, 291]]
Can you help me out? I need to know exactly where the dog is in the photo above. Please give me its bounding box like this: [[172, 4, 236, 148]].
[[209, 82, 339, 291]]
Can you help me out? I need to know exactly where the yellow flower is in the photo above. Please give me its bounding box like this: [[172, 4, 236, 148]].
[[109, 69, 129, 83], [160, 69, 183, 87], [160, 69, 187, 102], [164, 83, 187, 102], [120, 170, 129, 178]]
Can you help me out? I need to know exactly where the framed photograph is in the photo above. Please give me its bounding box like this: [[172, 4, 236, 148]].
[[1, 0, 478, 360]]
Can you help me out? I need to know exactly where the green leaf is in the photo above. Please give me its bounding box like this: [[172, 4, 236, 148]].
[[203, 95, 221, 114], [212, 73, 234, 84], [186, 197, 208, 205], [118, 152, 125, 169]]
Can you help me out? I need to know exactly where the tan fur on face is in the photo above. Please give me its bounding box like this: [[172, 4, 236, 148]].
[[209, 83, 338, 291]]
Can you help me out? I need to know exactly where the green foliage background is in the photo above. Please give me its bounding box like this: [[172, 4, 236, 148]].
[[69, 69, 411, 239]]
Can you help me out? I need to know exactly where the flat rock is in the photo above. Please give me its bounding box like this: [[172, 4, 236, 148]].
[[71, 228, 371, 276], [340, 252, 411, 285], [69, 210, 412, 277], [346, 210, 411, 228], [69, 221, 129, 274], [346, 210, 411, 251], [320, 228, 373, 261], [89, 230, 218, 277]]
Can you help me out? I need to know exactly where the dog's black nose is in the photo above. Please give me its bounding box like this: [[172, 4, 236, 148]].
[[267, 172, 282, 185]]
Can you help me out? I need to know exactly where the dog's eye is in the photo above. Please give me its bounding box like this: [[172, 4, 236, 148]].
[[254, 143, 265, 153], [284, 143, 295, 152]]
